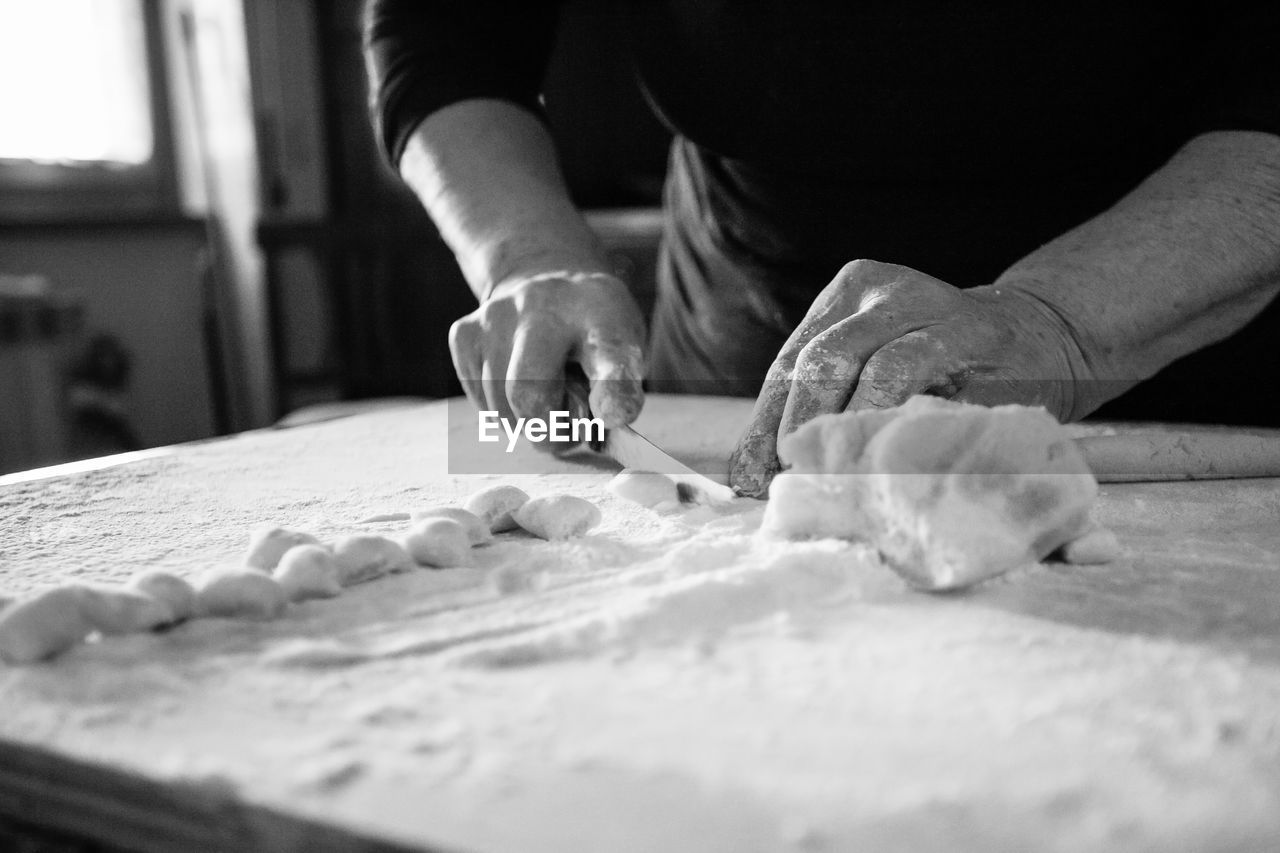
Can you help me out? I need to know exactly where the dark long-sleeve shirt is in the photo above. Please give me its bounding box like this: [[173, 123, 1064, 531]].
[[365, 1, 1280, 423]]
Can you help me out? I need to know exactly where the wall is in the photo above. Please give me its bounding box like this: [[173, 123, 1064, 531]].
[[165, 0, 273, 431], [0, 222, 218, 451]]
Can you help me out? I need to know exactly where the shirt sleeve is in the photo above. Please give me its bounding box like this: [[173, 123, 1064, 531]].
[[1196, 2, 1280, 138], [363, 0, 562, 168]]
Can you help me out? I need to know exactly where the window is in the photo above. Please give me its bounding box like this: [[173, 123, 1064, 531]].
[[0, 0, 177, 220]]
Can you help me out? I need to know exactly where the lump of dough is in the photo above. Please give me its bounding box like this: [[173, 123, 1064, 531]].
[[245, 526, 323, 571], [763, 396, 1098, 591], [0, 583, 174, 664], [273, 545, 343, 601], [409, 507, 493, 546], [759, 471, 874, 541], [0, 587, 96, 664], [331, 535, 416, 586], [128, 571, 198, 622], [513, 495, 602, 540], [402, 517, 472, 568], [607, 469, 680, 509], [464, 485, 530, 532], [196, 569, 288, 619], [76, 585, 176, 634]]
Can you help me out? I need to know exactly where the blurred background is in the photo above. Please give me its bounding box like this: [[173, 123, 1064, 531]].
[[0, 0, 671, 475]]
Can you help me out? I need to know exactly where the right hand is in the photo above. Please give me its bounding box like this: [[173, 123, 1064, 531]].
[[448, 271, 647, 435]]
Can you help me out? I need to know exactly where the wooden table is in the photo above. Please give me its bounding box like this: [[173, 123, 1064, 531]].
[[1, 396, 1279, 852]]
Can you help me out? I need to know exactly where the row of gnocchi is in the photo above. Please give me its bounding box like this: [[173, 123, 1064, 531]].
[[0, 486, 601, 666]]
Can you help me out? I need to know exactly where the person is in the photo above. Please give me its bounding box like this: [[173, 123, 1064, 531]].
[[363, 2, 1280, 495]]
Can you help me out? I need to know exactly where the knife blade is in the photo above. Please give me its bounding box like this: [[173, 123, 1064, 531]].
[[587, 422, 737, 505], [563, 368, 737, 505]]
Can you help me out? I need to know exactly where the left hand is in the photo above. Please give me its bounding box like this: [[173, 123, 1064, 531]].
[[728, 259, 1095, 496]]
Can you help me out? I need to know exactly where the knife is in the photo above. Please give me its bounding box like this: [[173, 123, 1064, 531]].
[[586, 421, 738, 505], [563, 370, 737, 505]]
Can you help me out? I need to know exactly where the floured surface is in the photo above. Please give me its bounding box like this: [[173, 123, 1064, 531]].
[[2, 397, 1280, 852]]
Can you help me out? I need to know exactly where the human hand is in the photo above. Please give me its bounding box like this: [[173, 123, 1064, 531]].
[[728, 259, 1095, 496], [449, 271, 646, 441]]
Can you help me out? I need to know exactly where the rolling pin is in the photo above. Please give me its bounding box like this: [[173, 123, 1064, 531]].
[[1076, 430, 1280, 482]]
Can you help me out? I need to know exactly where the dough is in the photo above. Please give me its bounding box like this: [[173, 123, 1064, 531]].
[[513, 495, 602, 540], [464, 485, 530, 533], [128, 571, 198, 622], [409, 507, 493, 546], [332, 535, 416, 586], [0, 583, 175, 664], [762, 396, 1100, 590], [1057, 525, 1123, 565], [607, 469, 680, 509], [196, 569, 288, 619], [274, 545, 343, 601], [75, 586, 175, 635], [402, 517, 472, 568], [0, 587, 94, 664], [245, 527, 323, 571]]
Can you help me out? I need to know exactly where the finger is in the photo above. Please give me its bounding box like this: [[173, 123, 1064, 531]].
[[448, 317, 485, 412], [480, 350, 516, 425], [577, 327, 646, 429], [506, 322, 573, 422], [777, 312, 933, 439], [729, 262, 954, 496], [727, 364, 790, 497], [846, 330, 952, 411], [728, 287, 867, 497]]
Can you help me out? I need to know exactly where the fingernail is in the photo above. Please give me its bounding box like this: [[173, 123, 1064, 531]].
[[730, 431, 784, 497], [729, 453, 772, 498]]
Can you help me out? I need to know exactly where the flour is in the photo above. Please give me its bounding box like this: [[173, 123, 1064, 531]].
[[1, 399, 1279, 853], [459, 530, 893, 667]]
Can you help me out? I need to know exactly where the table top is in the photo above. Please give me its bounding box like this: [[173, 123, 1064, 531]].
[[2, 396, 1279, 853]]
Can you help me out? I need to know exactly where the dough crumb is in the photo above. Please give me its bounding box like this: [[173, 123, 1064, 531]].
[[332, 535, 416, 586], [355, 512, 411, 524], [408, 507, 493, 546], [1057, 525, 1122, 565], [196, 568, 288, 620], [274, 545, 343, 601], [514, 495, 602, 540], [763, 396, 1098, 591], [464, 484, 530, 532], [607, 469, 680, 508], [489, 564, 545, 596], [245, 526, 323, 571], [402, 517, 472, 568]]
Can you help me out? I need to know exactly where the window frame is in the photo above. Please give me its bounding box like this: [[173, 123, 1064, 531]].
[[0, 0, 180, 222]]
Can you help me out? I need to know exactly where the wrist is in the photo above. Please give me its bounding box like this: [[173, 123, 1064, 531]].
[[487, 269, 627, 301], [972, 281, 1124, 419], [474, 235, 614, 301]]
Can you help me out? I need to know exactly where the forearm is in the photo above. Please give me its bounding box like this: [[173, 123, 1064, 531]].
[[399, 99, 610, 300], [993, 131, 1280, 415]]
